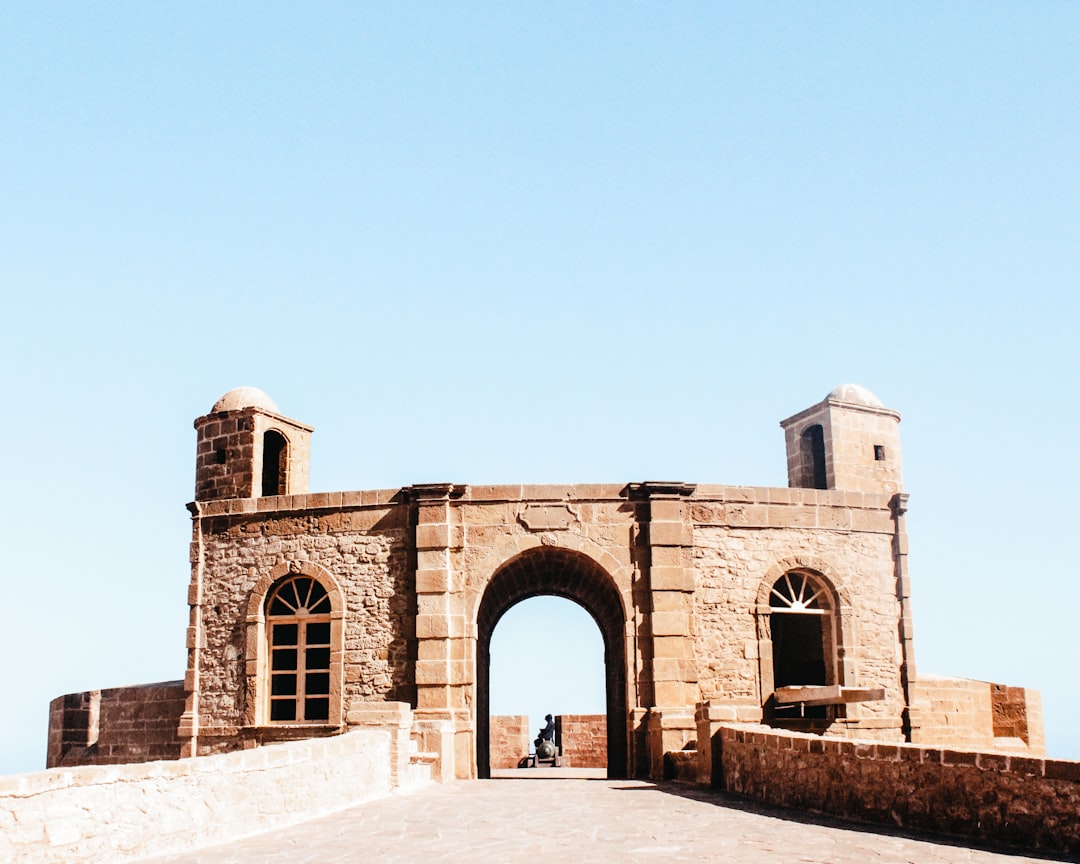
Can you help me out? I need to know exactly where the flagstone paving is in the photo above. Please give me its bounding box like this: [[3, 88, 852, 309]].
[[143, 771, 1069, 864]]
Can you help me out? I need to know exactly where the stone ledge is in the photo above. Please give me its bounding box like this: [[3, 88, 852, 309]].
[[715, 723, 1076, 782], [190, 488, 403, 517], [3, 725, 429, 863], [189, 483, 900, 517]]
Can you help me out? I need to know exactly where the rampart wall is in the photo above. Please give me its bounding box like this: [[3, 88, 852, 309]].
[[489, 715, 607, 769], [2, 728, 412, 864], [714, 724, 1079, 858], [556, 714, 607, 768], [909, 675, 1045, 752], [489, 715, 530, 768], [186, 482, 914, 768], [47, 681, 185, 768]]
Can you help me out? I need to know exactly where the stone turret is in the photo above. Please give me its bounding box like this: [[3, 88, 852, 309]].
[[193, 386, 313, 501], [780, 384, 902, 494]]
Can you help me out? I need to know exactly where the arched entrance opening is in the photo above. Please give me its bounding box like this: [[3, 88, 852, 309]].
[[476, 547, 628, 779], [489, 597, 605, 769]]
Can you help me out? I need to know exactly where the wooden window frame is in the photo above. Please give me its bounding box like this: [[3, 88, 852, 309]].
[[244, 562, 344, 729], [266, 577, 333, 723]]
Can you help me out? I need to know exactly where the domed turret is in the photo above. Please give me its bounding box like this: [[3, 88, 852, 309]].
[[780, 385, 902, 494], [193, 388, 313, 502]]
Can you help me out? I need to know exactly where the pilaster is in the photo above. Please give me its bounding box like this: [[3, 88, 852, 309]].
[[629, 481, 700, 779], [694, 700, 763, 787], [646, 707, 696, 781], [891, 493, 917, 739], [407, 483, 473, 778], [179, 501, 204, 757]]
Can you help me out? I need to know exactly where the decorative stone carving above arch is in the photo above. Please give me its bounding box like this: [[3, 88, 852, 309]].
[[465, 532, 634, 626]]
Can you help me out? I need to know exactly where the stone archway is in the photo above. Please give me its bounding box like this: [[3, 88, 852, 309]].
[[475, 547, 628, 779]]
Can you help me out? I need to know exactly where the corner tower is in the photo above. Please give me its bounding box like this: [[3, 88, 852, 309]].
[[193, 386, 313, 501], [780, 384, 902, 494]]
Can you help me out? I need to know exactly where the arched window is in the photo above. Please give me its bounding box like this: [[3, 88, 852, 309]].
[[768, 571, 835, 690], [261, 430, 288, 496], [266, 575, 333, 723]]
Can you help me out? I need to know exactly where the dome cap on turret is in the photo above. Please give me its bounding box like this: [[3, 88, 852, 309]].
[[211, 386, 280, 414], [826, 383, 884, 408]]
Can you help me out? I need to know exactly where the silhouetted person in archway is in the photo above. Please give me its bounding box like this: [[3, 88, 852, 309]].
[[534, 714, 556, 759]]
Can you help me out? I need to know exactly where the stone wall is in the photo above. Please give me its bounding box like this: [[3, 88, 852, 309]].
[[47, 681, 185, 768], [189, 494, 414, 754], [691, 488, 906, 739], [908, 676, 1045, 754], [715, 724, 1079, 857], [2, 728, 410, 864], [489, 715, 605, 769], [992, 683, 1041, 745], [489, 715, 530, 768], [556, 714, 606, 768], [174, 481, 1032, 781]]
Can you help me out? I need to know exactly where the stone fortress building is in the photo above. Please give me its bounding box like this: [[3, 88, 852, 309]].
[[48, 384, 1045, 780]]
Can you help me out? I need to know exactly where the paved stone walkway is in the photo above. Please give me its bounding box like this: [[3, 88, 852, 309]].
[[145, 774, 1067, 864]]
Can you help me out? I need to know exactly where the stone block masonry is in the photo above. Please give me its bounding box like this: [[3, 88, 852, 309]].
[[489, 714, 607, 769], [556, 714, 607, 768], [908, 675, 1044, 753], [488, 715, 530, 768], [48, 383, 1051, 800], [185, 501, 415, 756], [47, 681, 185, 768], [716, 724, 1080, 858], [1, 728, 414, 864], [167, 384, 1051, 781]]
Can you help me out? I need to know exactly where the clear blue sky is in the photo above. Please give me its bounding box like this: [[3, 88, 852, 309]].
[[1, 3, 1077, 775]]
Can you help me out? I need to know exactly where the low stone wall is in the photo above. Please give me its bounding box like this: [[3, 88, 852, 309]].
[[489, 715, 530, 768], [556, 714, 606, 768], [716, 724, 1080, 857], [908, 675, 1045, 754], [1, 728, 413, 863], [47, 681, 186, 768]]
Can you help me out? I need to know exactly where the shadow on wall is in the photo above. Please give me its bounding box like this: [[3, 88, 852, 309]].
[[47, 681, 185, 769], [713, 724, 1080, 859]]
